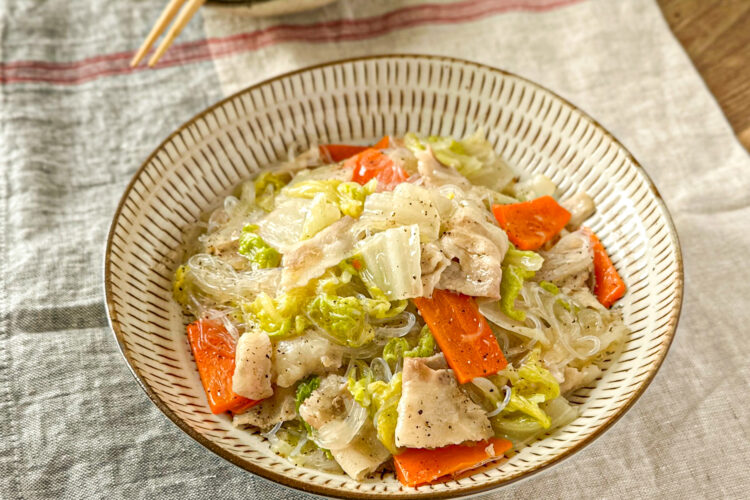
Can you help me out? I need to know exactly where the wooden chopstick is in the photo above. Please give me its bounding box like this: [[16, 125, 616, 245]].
[[130, 0, 188, 67], [148, 0, 206, 67]]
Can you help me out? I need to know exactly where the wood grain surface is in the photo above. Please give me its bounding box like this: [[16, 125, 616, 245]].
[[657, 0, 750, 151]]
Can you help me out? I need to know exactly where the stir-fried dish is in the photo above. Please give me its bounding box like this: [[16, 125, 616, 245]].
[[173, 132, 628, 486]]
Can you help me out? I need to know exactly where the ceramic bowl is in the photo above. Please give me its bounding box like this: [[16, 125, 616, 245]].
[[104, 54, 683, 498]]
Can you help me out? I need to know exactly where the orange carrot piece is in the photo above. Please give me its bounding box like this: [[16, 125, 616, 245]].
[[583, 228, 626, 308], [319, 136, 390, 163], [492, 196, 571, 250], [394, 438, 513, 487], [351, 257, 364, 271], [413, 290, 507, 384], [346, 148, 408, 191], [372, 135, 390, 149], [186, 319, 260, 414], [318, 144, 369, 163], [230, 398, 263, 416]]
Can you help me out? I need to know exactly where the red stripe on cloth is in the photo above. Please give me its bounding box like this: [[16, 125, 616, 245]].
[[0, 0, 581, 85]]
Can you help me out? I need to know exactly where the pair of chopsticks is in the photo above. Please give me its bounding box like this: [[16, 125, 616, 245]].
[[131, 0, 206, 68]]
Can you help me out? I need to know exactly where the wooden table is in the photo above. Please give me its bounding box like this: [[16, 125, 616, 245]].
[[657, 0, 750, 151]]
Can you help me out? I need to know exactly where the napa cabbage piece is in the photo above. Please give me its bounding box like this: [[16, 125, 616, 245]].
[[407, 324, 436, 359], [238, 224, 281, 270], [243, 260, 406, 346], [242, 262, 358, 338], [382, 325, 436, 369], [347, 362, 403, 454], [307, 296, 369, 342], [281, 216, 360, 291], [511, 174, 557, 201], [283, 178, 377, 218], [405, 130, 514, 192], [490, 397, 578, 447], [360, 183, 441, 242], [256, 198, 311, 253], [289, 163, 352, 185], [255, 171, 290, 211], [491, 347, 560, 437], [243, 288, 311, 338], [503, 246, 544, 271], [306, 294, 404, 347], [296, 375, 321, 412], [500, 266, 534, 322], [301, 193, 341, 240], [356, 225, 422, 300], [295, 375, 321, 434], [293, 376, 336, 460], [173, 264, 192, 306], [539, 280, 560, 295], [500, 246, 544, 322]]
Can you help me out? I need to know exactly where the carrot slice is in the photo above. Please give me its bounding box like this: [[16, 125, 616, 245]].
[[230, 398, 263, 416], [394, 438, 512, 487], [186, 319, 260, 414], [345, 147, 408, 191], [413, 290, 507, 384], [319, 136, 390, 163], [372, 135, 390, 149], [582, 227, 626, 308], [492, 196, 571, 250], [319, 144, 369, 163]]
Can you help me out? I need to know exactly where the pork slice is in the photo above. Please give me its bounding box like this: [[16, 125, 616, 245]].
[[298, 374, 349, 428], [232, 386, 296, 429], [272, 332, 343, 388], [438, 227, 504, 299], [434, 203, 509, 299], [536, 230, 594, 290], [415, 148, 472, 188], [395, 354, 492, 448], [299, 375, 391, 480], [232, 331, 274, 400], [420, 242, 450, 297], [280, 216, 358, 290], [329, 419, 391, 481], [559, 365, 602, 394]]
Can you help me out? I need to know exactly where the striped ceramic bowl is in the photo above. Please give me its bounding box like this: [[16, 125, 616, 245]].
[[104, 54, 683, 498]]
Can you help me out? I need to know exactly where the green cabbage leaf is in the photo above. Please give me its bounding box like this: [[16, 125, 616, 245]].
[[347, 362, 403, 454], [382, 324, 436, 369], [254, 172, 290, 211], [404, 130, 514, 191], [242, 259, 405, 345], [491, 347, 560, 439], [283, 179, 377, 218], [238, 224, 281, 270], [499, 246, 544, 322]]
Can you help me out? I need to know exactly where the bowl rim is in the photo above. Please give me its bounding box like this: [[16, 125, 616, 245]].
[[103, 53, 684, 499]]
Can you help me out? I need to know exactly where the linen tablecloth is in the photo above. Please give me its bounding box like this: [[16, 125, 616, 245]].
[[1, 0, 749, 498]]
